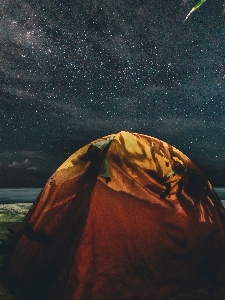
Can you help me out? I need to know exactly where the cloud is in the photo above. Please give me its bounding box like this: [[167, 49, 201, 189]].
[[8, 158, 31, 169], [153, 116, 207, 135], [0, 157, 50, 188], [45, 98, 143, 134], [20, 150, 49, 159], [26, 166, 39, 171], [0, 149, 56, 173], [0, 150, 47, 161], [6, 87, 36, 99]]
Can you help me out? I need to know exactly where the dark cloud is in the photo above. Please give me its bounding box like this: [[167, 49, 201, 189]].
[[8, 158, 31, 169], [0, 158, 50, 187]]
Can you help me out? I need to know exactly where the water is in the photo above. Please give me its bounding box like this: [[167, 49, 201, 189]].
[[214, 188, 225, 201], [0, 188, 42, 204], [0, 187, 224, 205], [215, 188, 225, 207]]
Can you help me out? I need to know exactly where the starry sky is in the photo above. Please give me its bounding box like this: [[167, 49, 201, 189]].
[[0, 0, 225, 188]]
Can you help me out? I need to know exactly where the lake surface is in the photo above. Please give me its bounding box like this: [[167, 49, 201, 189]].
[[0, 188, 42, 203], [0, 187, 225, 205]]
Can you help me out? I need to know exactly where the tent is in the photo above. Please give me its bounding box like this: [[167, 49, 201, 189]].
[[7, 131, 225, 299]]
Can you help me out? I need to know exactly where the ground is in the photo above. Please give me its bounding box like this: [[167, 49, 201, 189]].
[[1, 204, 225, 299]]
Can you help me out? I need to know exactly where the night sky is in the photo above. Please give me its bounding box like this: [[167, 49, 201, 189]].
[[0, 0, 225, 188]]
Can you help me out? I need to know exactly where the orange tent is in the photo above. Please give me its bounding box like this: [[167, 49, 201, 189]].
[[7, 131, 225, 299]]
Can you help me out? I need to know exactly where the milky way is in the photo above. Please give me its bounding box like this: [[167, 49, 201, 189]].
[[0, 0, 225, 187]]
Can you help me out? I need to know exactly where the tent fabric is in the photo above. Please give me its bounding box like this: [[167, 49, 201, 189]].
[[7, 131, 225, 299]]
